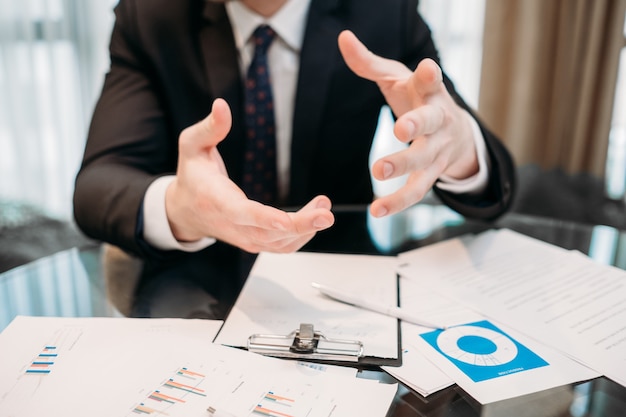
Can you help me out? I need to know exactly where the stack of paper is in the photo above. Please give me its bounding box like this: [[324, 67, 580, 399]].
[[215, 251, 457, 396], [0, 316, 397, 417], [393, 228, 626, 402], [214, 244, 607, 404]]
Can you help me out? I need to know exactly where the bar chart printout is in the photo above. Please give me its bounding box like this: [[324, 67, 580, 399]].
[[0, 317, 396, 417], [253, 391, 296, 417], [216, 383, 338, 417], [22, 326, 83, 376], [131, 367, 207, 415], [126, 358, 353, 417], [26, 346, 57, 374], [0, 317, 224, 417]]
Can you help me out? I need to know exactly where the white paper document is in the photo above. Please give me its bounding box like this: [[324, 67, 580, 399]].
[[215, 252, 400, 363], [382, 323, 454, 397], [0, 316, 397, 417], [383, 277, 598, 404], [398, 229, 625, 389], [381, 277, 473, 397]]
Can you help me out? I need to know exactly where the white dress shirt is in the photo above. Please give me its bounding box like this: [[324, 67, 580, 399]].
[[143, 0, 489, 251]]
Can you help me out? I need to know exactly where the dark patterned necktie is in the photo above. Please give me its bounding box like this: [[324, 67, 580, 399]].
[[242, 25, 277, 204]]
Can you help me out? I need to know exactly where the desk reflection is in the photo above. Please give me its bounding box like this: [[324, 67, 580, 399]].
[[1, 204, 626, 417], [0, 246, 117, 330]]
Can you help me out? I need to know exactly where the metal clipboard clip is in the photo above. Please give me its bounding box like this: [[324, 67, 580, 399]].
[[247, 323, 364, 362]]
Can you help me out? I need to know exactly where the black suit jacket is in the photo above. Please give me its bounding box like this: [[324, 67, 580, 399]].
[[73, 0, 515, 305]]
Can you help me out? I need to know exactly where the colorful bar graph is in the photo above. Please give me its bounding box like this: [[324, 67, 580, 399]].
[[264, 392, 295, 406], [40, 347, 57, 357], [163, 379, 206, 396], [148, 391, 186, 404], [26, 346, 58, 374], [176, 368, 205, 378], [252, 391, 297, 417], [129, 367, 207, 416], [132, 403, 173, 415], [132, 368, 206, 415], [133, 404, 156, 414], [253, 405, 295, 417], [25, 369, 51, 374]]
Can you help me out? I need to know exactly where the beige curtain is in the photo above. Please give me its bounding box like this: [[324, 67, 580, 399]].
[[479, 0, 626, 177]]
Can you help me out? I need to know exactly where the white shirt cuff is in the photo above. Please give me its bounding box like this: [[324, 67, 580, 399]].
[[436, 111, 490, 194], [143, 175, 216, 252]]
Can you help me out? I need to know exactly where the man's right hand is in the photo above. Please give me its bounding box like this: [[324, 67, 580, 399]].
[[165, 98, 335, 254]]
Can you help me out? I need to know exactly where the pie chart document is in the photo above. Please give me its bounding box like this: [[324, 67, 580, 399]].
[[389, 276, 599, 404], [397, 228, 625, 392]]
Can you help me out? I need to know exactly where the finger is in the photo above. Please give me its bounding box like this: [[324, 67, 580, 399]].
[[372, 132, 439, 181], [412, 58, 445, 98], [338, 30, 410, 82], [290, 196, 335, 234], [393, 104, 445, 143], [305, 194, 333, 211], [253, 196, 333, 245], [210, 201, 292, 252], [227, 196, 333, 249], [267, 196, 334, 251], [179, 98, 232, 157], [370, 167, 441, 217], [227, 196, 332, 234], [371, 146, 419, 182]]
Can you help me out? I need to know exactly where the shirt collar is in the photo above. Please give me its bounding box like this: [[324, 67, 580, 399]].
[[226, 0, 312, 52]]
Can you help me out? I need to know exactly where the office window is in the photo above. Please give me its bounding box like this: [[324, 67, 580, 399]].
[[0, 0, 116, 220], [419, 0, 486, 109]]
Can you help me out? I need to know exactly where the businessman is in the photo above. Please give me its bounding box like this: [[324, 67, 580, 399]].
[[74, 0, 515, 316]]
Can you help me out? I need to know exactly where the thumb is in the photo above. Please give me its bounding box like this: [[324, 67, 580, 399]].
[[179, 98, 232, 157]]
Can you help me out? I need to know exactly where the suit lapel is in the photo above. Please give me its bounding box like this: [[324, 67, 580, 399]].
[[199, 2, 246, 183], [289, 0, 343, 204]]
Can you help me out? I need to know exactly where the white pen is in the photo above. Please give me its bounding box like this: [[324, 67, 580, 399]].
[[207, 406, 237, 417], [311, 282, 446, 330]]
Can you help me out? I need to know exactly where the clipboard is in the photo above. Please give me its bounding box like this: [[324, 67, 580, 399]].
[[214, 252, 402, 367]]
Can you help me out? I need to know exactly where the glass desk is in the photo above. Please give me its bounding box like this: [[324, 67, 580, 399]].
[[1, 203, 625, 417]]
